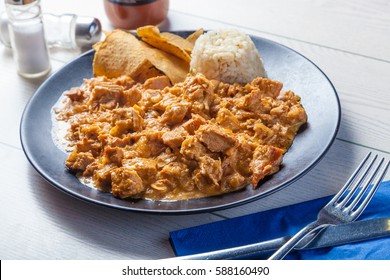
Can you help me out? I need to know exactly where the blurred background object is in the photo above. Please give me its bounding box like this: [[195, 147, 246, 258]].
[[103, 0, 169, 30]]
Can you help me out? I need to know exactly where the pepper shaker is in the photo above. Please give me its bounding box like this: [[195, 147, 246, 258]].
[[5, 0, 51, 78]]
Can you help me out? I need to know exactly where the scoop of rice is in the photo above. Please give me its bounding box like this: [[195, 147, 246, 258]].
[[190, 28, 266, 84]]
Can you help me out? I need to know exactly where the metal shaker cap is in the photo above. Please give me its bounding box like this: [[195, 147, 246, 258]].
[[75, 16, 102, 49]]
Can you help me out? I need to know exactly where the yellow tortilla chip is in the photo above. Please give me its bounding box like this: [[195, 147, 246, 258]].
[[93, 29, 188, 84], [137, 25, 192, 63], [137, 25, 164, 40], [161, 32, 194, 54], [141, 41, 189, 84], [93, 30, 152, 78], [186, 28, 204, 44]]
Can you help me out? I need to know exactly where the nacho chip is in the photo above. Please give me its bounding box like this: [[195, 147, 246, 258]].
[[141, 41, 189, 84], [137, 25, 163, 40], [186, 28, 204, 44], [93, 29, 189, 84], [161, 32, 194, 54], [93, 29, 152, 78], [137, 25, 192, 63]]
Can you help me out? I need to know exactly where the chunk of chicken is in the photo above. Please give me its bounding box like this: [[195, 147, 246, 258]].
[[111, 167, 144, 198], [143, 75, 171, 90], [197, 124, 237, 153], [250, 145, 284, 188]]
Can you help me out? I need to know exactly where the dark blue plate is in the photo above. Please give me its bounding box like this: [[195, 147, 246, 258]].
[[20, 32, 340, 214]]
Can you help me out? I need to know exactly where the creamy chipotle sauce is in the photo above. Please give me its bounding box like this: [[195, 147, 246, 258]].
[[52, 73, 307, 201]]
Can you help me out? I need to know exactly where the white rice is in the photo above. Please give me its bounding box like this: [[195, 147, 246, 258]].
[[190, 28, 266, 84]]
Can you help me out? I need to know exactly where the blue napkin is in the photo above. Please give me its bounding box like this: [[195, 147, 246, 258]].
[[169, 180, 390, 260]]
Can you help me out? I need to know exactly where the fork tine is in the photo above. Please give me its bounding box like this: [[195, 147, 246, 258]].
[[349, 159, 389, 218], [328, 152, 372, 205], [337, 153, 378, 207], [345, 156, 384, 211]]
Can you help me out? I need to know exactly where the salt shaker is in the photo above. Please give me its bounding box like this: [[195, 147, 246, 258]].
[[5, 0, 51, 78]]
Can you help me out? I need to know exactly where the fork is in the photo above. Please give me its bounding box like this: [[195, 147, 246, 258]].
[[269, 152, 390, 260]]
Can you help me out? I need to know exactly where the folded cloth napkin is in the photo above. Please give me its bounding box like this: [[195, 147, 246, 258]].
[[169, 180, 390, 260]]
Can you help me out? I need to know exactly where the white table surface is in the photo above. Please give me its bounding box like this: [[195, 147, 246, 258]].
[[0, 0, 389, 259]]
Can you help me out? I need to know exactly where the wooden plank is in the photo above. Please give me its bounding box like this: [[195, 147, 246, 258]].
[[0, 49, 65, 149], [169, 0, 390, 61]]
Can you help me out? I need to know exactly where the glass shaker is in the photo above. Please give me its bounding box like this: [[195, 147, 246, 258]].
[[0, 12, 102, 50], [43, 13, 102, 50], [5, 0, 51, 78]]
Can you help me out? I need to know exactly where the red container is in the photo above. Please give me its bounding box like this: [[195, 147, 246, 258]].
[[103, 0, 169, 29]]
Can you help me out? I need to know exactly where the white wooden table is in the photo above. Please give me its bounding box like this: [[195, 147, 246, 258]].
[[1, 0, 389, 259]]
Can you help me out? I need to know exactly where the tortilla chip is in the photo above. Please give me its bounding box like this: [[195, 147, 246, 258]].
[[93, 29, 188, 84], [137, 25, 164, 40], [141, 41, 189, 84], [186, 28, 204, 44], [137, 25, 192, 63], [161, 32, 194, 54], [93, 29, 152, 78]]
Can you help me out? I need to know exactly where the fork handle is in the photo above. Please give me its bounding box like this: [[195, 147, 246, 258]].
[[268, 221, 328, 260]]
